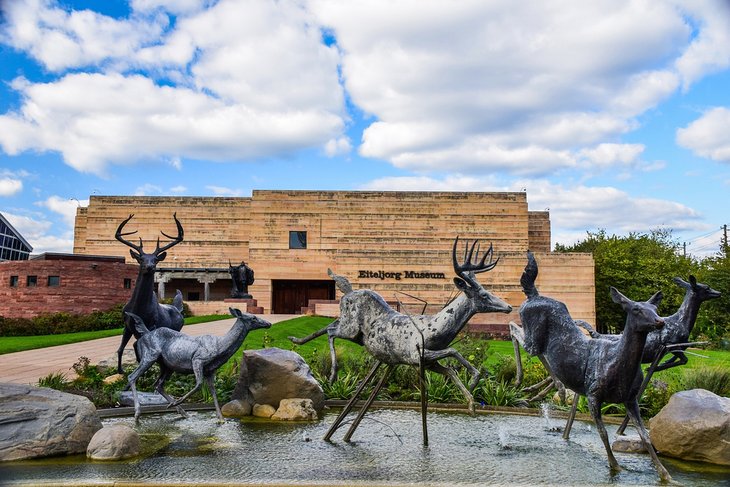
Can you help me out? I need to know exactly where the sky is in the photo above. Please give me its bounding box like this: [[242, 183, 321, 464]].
[[1, 0, 729, 257]]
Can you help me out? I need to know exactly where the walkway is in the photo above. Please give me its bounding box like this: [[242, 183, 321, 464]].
[[0, 314, 295, 386]]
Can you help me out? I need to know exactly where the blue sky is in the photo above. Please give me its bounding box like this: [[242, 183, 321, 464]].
[[1, 0, 729, 256]]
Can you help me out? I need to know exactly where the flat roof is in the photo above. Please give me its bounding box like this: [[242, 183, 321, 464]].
[[30, 253, 126, 263]]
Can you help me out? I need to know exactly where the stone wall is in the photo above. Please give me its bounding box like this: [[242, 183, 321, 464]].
[[0, 255, 137, 318]]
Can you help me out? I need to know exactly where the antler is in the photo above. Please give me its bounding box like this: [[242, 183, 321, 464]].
[[115, 214, 143, 252], [155, 213, 184, 255], [452, 236, 499, 285]]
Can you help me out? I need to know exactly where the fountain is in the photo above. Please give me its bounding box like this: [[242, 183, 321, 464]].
[[1, 408, 727, 486]]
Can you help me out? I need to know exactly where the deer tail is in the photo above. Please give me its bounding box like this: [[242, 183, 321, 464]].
[[172, 289, 184, 312], [125, 312, 150, 336], [520, 251, 540, 299], [327, 268, 353, 294]]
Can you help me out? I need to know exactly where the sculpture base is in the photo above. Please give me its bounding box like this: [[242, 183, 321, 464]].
[[223, 298, 263, 314], [228, 294, 253, 300]]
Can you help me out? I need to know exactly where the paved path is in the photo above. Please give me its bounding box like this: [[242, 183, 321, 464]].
[[0, 314, 295, 386]]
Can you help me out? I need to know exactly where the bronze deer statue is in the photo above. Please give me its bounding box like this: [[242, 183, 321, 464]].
[[115, 213, 185, 374], [290, 237, 513, 410], [516, 251, 671, 482]]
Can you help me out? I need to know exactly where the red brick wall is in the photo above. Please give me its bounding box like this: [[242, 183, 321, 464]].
[[0, 259, 138, 319]]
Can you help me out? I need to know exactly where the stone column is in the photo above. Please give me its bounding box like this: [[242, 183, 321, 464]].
[[197, 275, 218, 302], [155, 273, 172, 300]]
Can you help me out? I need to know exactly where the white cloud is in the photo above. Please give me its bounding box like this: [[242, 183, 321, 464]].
[[169, 185, 187, 194], [134, 183, 163, 196], [324, 136, 352, 157], [206, 185, 242, 196], [0, 211, 71, 253], [676, 107, 730, 163], [578, 143, 645, 169], [0, 0, 347, 175], [36, 195, 89, 227], [311, 0, 720, 174], [0, 178, 23, 196], [361, 175, 705, 247]]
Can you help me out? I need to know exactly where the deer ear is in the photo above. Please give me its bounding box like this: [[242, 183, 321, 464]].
[[129, 249, 141, 261], [157, 251, 167, 261], [453, 277, 470, 292], [647, 291, 663, 306], [689, 275, 697, 288], [672, 277, 690, 289], [610, 287, 628, 305]]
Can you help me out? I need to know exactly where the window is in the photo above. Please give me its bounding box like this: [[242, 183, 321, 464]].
[[187, 291, 200, 301], [47, 275, 60, 286], [289, 231, 307, 249], [27, 275, 37, 287], [124, 278, 132, 289], [9, 275, 18, 287]]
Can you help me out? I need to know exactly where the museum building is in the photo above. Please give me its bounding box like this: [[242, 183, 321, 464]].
[[70, 190, 595, 336]]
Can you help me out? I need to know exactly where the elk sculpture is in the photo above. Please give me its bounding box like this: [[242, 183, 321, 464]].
[[125, 308, 271, 421], [115, 213, 185, 374], [516, 251, 671, 482], [290, 237, 512, 443]]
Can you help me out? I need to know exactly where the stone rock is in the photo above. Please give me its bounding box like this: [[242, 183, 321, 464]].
[[252, 403, 276, 418], [119, 391, 169, 407], [221, 398, 253, 418], [0, 382, 102, 461], [229, 348, 324, 413], [271, 398, 318, 421], [103, 373, 125, 386], [97, 349, 137, 372], [649, 389, 730, 465], [86, 424, 140, 460], [612, 435, 647, 454]]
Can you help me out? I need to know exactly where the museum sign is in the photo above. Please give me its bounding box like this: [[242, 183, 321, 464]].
[[358, 270, 447, 280]]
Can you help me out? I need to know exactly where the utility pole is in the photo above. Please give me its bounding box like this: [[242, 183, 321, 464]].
[[723, 224, 729, 256], [683, 242, 686, 258]]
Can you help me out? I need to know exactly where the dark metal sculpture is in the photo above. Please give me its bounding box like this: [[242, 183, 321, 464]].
[[516, 251, 671, 482], [115, 213, 185, 374], [567, 275, 721, 436], [290, 237, 512, 443], [229, 260, 255, 299], [125, 308, 271, 421]]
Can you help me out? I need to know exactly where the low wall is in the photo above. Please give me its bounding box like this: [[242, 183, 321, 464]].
[[187, 301, 248, 316]]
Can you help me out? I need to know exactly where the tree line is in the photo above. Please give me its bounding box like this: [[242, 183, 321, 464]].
[[555, 229, 729, 348]]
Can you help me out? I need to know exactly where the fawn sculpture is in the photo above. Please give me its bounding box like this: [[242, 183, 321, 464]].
[[516, 251, 671, 482], [125, 308, 271, 421], [115, 213, 185, 374]]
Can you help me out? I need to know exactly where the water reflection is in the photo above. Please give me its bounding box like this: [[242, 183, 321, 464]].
[[1, 409, 727, 486]]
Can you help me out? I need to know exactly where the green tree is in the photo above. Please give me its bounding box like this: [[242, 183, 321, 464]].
[[694, 239, 730, 347], [555, 229, 696, 333]]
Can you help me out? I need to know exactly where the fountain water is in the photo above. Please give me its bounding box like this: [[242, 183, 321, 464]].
[[1, 409, 726, 486]]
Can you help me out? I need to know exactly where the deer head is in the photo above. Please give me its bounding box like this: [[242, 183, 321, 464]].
[[452, 236, 512, 314], [610, 287, 665, 333], [115, 213, 184, 275], [672, 275, 721, 303]]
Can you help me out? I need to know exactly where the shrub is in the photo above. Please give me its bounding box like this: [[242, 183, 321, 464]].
[[0, 303, 126, 336], [681, 366, 730, 397], [640, 379, 674, 417], [474, 379, 527, 407], [492, 354, 517, 383]]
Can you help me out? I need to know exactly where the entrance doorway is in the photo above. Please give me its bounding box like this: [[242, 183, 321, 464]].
[[271, 280, 335, 314]]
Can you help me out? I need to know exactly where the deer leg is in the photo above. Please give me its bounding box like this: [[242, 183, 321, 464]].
[[172, 359, 205, 406], [288, 323, 330, 345], [117, 327, 134, 374], [127, 359, 156, 421], [509, 322, 525, 387], [427, 362, 476, 415], [625, 400, 672, 483], [328, 333, 339, 384], [587, 395, 620, 473], [422, 347, 482, 391], [155, 367, 187, 418], [654, 351, 687, 372], [537, 355, 565, 403], [205, 374, 224, 422]]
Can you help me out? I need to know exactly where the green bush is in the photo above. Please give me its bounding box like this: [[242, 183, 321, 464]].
[[681, 366, 730, 397], [474, 379, 527, 407], [492, 354, 517, 383], [0, 303, 126, 336], [640, 379, 674, 417]]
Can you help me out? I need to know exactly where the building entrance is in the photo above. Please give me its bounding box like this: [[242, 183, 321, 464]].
[[271, 280, 335, 314]]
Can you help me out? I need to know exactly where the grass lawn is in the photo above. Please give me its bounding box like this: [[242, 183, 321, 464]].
[[0, 314, 231, 355]]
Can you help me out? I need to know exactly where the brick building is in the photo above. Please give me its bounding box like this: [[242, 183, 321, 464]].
[[72, 190, 595, 336], [0, 253, 137, 319]]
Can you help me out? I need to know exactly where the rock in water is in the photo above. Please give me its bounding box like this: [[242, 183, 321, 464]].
[[272, 398, 318, 421], [87, 424, 140, 460], [227, 348, 324, 413], [650, 389, 730, 465], [0, 383, 102, 461]]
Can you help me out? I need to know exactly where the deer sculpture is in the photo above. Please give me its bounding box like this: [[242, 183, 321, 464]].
[[516, 251, 671, 482], [115, 213, 185, 374], [289, 237, 513, 411], [125, 308, 271, 421]]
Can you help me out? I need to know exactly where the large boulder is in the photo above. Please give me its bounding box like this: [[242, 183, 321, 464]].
[[0, 383, 102, 461], [224, 348, 324, 417], [86, 424, 140, 460], [650, 389, 730, 466]]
